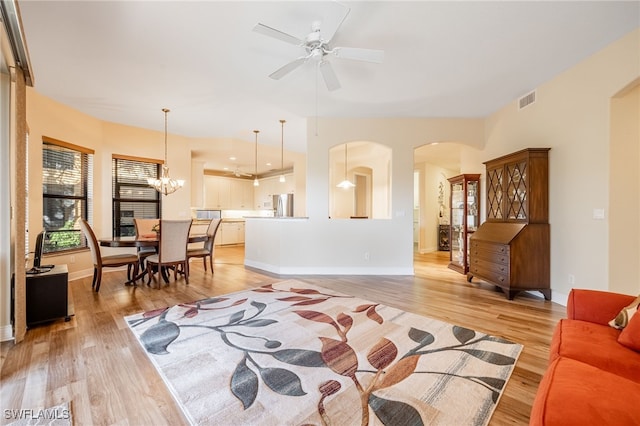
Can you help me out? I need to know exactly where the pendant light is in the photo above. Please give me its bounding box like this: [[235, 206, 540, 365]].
[[279, 119, 286, 183], [337, 143, 355, 189], [253, 130, 260, 187], [147, 108, 185, 195]]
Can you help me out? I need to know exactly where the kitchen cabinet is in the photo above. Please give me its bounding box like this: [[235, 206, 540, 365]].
[[468, 148, 551, 300], [219, 221, 245, 245], [206, 175, 257, 210], [229, 179, 254, 210], [204, 175, 230, 209], [448, 174, 480, 274]]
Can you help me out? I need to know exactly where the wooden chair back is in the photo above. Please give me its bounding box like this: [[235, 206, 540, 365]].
[[80, 219, 102, 267], [204, 219, 222, 252]]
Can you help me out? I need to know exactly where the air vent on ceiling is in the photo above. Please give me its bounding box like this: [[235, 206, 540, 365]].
[[518, 90, 536, 110]]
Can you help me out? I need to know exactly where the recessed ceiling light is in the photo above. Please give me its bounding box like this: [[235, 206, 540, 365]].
[[266, 162, 272, 166], [229, 156, 236, 161], [223, 167, 229, 170]]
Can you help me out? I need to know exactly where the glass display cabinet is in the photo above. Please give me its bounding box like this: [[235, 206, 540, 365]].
[[468, 148, 551, 300], [448, 174, 480, 274]]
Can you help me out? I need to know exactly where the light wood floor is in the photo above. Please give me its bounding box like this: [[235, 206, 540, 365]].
[[1, 246, 565, 425]]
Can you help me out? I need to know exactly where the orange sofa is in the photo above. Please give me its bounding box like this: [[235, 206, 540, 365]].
[[530, 289, 640, 425]]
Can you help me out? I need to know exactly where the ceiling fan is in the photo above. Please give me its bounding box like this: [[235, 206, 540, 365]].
[[226, 166, 253, 178], [253, 4, 384, 91]]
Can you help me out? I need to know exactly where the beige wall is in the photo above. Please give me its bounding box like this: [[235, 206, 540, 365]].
[[17, 28, 640, 308], [609, 82, 640, 294], [415, 162, 459, 253], [484, 29, 640, 299], [26, 92, 194, 278]]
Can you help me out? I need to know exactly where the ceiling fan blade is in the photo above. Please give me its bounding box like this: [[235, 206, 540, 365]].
[[325, 2, 351, 43], [253, 23, 303, 46], [269, 56, 308, 80], [319, 60, 341, 91], [332, 47, 384, 63]]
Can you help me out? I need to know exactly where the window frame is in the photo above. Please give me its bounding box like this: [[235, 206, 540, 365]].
[[41, 136, 94, 254], [112, 154, 162, 237]]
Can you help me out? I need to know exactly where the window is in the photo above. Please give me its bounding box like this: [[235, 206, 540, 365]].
[[42, 137, 94, 253], [112, 155, 161, 237]]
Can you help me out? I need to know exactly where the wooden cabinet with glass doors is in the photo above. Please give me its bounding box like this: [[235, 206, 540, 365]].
[[468, 148, 551, 300], [448, 174, 480, 274]]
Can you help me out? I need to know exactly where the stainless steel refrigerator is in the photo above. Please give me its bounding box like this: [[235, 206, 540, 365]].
[[273, 194, 294, 217]]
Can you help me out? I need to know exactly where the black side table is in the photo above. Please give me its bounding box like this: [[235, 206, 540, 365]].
[[26, 264, 72, 326]]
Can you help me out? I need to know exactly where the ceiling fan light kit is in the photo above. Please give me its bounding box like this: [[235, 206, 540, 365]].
[[253, 4, 383, 91], [148, 108, 185, 195]]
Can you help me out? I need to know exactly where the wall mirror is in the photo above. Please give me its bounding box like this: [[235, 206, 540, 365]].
[[329, 141, 392, 219]]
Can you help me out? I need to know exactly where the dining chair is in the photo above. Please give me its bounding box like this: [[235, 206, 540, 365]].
[[134, 218, 159, 269], [80, 219, 140, 292], [187, 218, 222, 274], [145, 219, 192, 287]]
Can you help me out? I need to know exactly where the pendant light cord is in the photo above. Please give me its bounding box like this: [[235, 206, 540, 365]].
[[344, 143, 348, 179], [162, 108, 170, 165], [254, 130, 259, 175], [280, 119, 285, 170]]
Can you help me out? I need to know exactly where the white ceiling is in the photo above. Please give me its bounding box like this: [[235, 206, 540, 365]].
[[17, 1, 639, 174]]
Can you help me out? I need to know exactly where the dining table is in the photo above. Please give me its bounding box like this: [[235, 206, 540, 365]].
[[99, 234, 208, 285]]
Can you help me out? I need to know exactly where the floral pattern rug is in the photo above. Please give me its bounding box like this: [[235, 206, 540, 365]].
[[126, 280, 523, 425]]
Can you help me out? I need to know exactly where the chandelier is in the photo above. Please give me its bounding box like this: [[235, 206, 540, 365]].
[[148, 108, 185, 195]]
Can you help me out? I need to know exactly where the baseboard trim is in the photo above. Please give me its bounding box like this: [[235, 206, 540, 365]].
[[0, 324, 14, 342], [244, 259, 414, 276]]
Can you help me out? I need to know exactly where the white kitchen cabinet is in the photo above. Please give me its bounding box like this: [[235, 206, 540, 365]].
[[218, 221, 245, 245], [206, 175, 256, 210], [204, 175, 231, 209], [229, 179, 254, 210]]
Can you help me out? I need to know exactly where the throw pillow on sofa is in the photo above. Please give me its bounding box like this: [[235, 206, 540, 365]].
[[609, 295, 640, 329], [618, 306, 640, 352]]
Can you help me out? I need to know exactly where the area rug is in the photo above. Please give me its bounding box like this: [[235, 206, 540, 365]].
[[126, 280, 522, 425]]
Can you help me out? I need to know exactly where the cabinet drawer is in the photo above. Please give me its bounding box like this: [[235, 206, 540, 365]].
[[470, 264, 509, 285], [470, 257, 509, 275], [471, 241, 508, 255], [470, 244, 509, 264]]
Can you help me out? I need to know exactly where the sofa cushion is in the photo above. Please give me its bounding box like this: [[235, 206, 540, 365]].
[[567, 289, 637, 325], [618, 307, 640, 352], [530, 357, 640, 426], [549, 319, 640, 382], [609, 294, 640, 329]]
